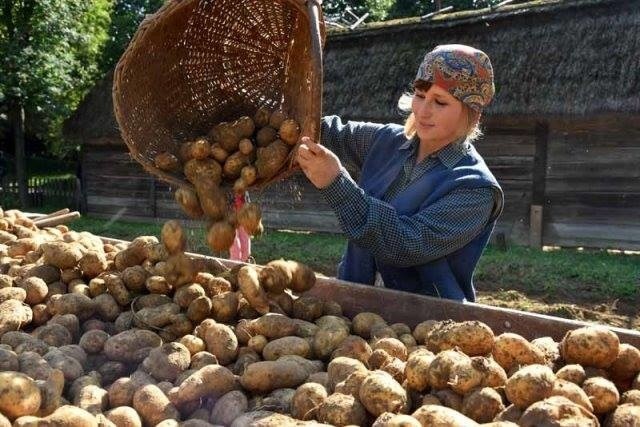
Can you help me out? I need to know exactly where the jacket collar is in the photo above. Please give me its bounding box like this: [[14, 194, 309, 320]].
[[399, 136, 470, 169]]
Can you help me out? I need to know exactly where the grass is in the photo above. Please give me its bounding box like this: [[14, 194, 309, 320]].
[[475, 246, 640, 301], [67, 215, 639, 303]]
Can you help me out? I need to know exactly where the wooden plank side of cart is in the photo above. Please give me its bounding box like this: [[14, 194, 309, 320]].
[[100, 236, 640, 348]]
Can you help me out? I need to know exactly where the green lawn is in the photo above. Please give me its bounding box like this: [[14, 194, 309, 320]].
[[68, 216, 639, 303]]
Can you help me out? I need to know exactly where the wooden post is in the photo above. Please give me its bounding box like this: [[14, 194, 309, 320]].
[[530, 121, 549, 248]]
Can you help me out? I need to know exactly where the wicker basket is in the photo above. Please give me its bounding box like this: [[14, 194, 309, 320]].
[[113, 0, 324, 191]]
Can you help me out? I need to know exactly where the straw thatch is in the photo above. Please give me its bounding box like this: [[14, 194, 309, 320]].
[[64, 0, 639, 142], [323, 0, 640, 122]]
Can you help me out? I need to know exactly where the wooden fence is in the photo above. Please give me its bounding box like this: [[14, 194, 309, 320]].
[[0, 176, 81, 210]]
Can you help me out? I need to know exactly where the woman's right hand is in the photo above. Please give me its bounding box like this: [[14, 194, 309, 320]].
[[297, 137, 342, 189]]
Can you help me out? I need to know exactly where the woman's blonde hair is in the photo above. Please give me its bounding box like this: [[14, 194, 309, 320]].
[[398, 81, 483, 142]]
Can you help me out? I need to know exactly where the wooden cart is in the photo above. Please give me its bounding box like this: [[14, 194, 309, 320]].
[[98, 236, 640, 348]]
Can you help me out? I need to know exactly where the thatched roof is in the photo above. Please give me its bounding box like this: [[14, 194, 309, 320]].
[[64, 0, 639, 142], [324, 0, 640, 122], [63, 70, 120, 143]]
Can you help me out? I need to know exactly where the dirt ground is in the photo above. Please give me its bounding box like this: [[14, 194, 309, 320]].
[[476, 282, 640, 330]]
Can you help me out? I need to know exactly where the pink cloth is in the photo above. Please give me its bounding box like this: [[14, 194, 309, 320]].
[[229, 193, 251, 262]]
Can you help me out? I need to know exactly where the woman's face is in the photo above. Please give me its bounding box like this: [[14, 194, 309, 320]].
[[411, 83, 468, 146]]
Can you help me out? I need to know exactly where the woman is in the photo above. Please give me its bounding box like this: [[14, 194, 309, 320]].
[[297, 44, 503, 302]]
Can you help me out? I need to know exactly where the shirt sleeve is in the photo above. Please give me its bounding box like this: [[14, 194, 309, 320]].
[[320, 168, 497, 267], [320, 115, 386, 173]]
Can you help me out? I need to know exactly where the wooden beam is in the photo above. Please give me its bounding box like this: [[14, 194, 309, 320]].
[[530, 122, 549, 247]]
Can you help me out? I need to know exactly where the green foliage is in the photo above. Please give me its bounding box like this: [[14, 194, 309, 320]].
[[0, 0, 112, 155], [98, 0, 164, 72], [327, 0, 503, 22]]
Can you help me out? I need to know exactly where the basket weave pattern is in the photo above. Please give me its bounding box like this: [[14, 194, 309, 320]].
[[113, 0, 324, 190]]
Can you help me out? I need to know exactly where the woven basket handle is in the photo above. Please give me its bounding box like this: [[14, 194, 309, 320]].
[[305, 0, 323, 143]]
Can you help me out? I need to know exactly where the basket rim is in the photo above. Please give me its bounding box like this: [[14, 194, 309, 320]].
[[112, 0, 325, 193]]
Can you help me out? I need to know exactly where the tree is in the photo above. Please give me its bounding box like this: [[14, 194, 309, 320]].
[[0, 0, 110, 207], [98, 0, 164, 73]]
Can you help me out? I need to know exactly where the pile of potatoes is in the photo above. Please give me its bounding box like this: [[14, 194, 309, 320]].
[[2, 207, 640, 427], [154, 107, 302, 253]]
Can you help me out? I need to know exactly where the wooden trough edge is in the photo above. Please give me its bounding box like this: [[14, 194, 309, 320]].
[[98, 236, 640, 347]]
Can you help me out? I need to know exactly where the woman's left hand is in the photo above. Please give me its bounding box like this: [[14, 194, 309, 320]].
[[297, 136, 342, 189]]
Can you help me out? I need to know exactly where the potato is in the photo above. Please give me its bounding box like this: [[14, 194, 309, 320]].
[[561, 325, 620, 369], [211, 390, 248, 426], [443, 354, 484, 395], [185, 296, 211, 323], [261, 336, 309, 361], [104, 329, 162, 363], [155, 151, 181, 172], [358, 369, 409, 416], [223, 151, 251, 179], [215, 123, 240, 152], [175, 187, 204, 219], [237, 265, 269, 315], [291, 297, 323, 322], [582, 376, 619, 414], [608, 343, 640, 382], [142, 342, 191, 382], [0, 299, 32, 335], [236, 203, 263, 237], [505, 364, 556, 409], [549, 378, 593, 411], [107, 373, 154, 408], [353, 312, 387, 339], [555, 364, 586, 386], [184, 158, 222, 186], [73, 383, 109, 415], [256, 126, 277, 147], [405, 352, 435, 392], [255, 139, 290, 180], [134, 303, 180, 329], [241, 165, 257, 187], [79, 329, 110, 354], [240, 360, 309, 393], [119, 266, 147, 293], [103, 273, 132, 306], [210, 291, 238, 323], [17, 277, 48, 305], [196, 184, 228, 221], [316, 392, 367, 426], [0, 371, 41, 419], [169, 364, 236, 405], [332, 335, 372, 366], [41, 241, 83, 269], [206, 220, 236, 253], [105, 406, 142, 427], [0, 347, 18, 371], [14, 405, 98, 427], [279, 118, 300, 145], [314, 325, 350, 361], [518, 396, 598, 427], [291, 383, 327, 420], [373, 338, 408, 361], [460, 387, 505, 423], [43, 348, 84, 382], [164, 253, 197, 288], [492, 333, 545, 371], [327, 357, 368, 392], [621, 389, 640, 405], [202, 322, 238, 365], [0, 286, 27, 303], [35, 368, 64, 417], [79, 251, 108, 279], [133, 384, 180, 426], [606, 403, 640, 427], [425, 320, 494, 357], [412, 404, 479, 426]]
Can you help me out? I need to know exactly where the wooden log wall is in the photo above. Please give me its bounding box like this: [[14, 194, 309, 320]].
[[81, 116, 640, 251]]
